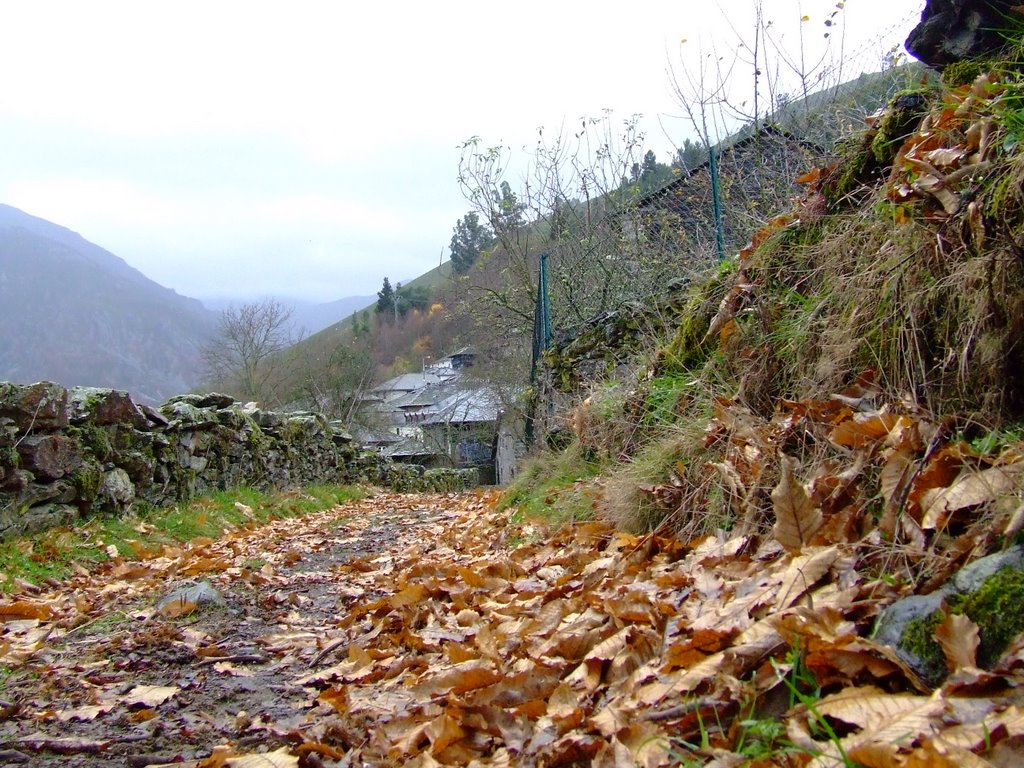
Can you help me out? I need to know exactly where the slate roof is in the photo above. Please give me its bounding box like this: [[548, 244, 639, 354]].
[[372, 371, 450, 395], [381, 437, 442, 459], [423, 385, 501, 426]]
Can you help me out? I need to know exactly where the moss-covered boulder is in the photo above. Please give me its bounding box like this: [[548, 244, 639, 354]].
[[0, 381, 69, 431], [874, 546, 1024, 686]]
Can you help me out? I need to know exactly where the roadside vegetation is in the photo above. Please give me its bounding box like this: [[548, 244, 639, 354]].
[[482, 36, 1024, 765], [0, 484, 366, 591], [509, 38, 1024, 533]]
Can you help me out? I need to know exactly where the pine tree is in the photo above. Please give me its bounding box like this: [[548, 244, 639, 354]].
[[449, 212, 496, 275], [376, 277, 395, 317]]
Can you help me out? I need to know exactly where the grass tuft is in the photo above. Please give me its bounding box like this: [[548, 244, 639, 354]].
[[0, 484, 367, 591], [499, 442, 602, 526]]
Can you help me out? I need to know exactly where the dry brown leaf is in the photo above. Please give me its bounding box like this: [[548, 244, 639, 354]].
[[123, 684, 179, 708], [225, 748, 299, 767], [846, 740, 904, 767], [592, 738, 636, 768], [935, 613, 980, 671], [920, 463, 1024, 528], [1004, 499, 1024, 539], [212, 661, 255, 677], [424, 712, 467, 756], [0, 600, 54, 621], [772, 454, 822, 552], [880, 449, 915, 508], [813, 686, 933, 728], [906, 743, 994, 767], [773, 546, 839, 610], [157, 598, 199, 618], [55, 703, 112, 722], [925, 146, 967, 168], [413, 658, 503, 697], [830, 411, 901, 448]]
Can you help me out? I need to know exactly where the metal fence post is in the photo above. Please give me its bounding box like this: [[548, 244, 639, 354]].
[[709, 145, 726, 262], [525, 251, 551, 447]]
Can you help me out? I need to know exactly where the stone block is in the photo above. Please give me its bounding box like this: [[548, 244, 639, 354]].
[[0, 381, 69, 430], [16, 433, 83, 480], [69, 387, 148, 428]]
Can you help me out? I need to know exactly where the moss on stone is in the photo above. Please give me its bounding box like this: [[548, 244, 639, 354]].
[[827, 132, 877, 207], [900, 611, 947, 683], [941, 59, 988, 89], [957, 566, 1024, 667], [900, 566, 1024, 682], [1, 442, 19, 468], [67, 424, 113, 462], [870, 89, 933, 165], [71, 459, 104, 501], [659, 265, 735, 374]]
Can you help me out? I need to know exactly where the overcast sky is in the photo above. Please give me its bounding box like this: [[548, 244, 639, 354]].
[[1, 1, 924, 305]]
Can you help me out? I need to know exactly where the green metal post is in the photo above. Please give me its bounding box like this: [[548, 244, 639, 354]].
[[709, 145, 726, 262], [525, 251, 552, 447], [540, 252, 551, 350]]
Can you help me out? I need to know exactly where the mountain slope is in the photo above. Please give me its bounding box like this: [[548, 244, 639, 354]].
[[0, 204, 216, 403], [202, 294, 377, 337]]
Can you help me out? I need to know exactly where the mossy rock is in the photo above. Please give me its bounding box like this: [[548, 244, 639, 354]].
[[870, 89, 933, 165], [941, 59, 987, 88], [658, 264, 735, 373], [875, 546, 1024, 686], [822, 88, 934, 208], [1, 441, 20, 469], [67, 424, 114, 462], [71, 458, 104, 504], [901, 566, 1024, 683]]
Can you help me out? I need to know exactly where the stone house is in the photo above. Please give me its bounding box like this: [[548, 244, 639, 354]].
[[360, 350, 513, 483]]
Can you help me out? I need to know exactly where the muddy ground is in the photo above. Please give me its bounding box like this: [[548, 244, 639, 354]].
[[0, 492, 467, 767]]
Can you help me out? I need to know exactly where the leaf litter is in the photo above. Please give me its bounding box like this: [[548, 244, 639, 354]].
[[1, 413, 1023, 768]]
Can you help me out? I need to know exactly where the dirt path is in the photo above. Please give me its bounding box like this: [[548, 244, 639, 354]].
[[6, 488, 1024, 767], [0, 491, 490, 767]]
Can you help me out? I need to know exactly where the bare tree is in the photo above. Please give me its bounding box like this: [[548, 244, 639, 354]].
[[201, 299, 297, 402], [285, 339, 377, 423], [457, 112, 693, 337]]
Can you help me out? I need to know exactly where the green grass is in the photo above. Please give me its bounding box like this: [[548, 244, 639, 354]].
[[969, 423, 1024, 455], [498, 442, 602, 526], [0, 484, 367, 591]]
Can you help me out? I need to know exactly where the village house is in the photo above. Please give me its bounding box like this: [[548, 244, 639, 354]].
[[360, 349, 512, 483]]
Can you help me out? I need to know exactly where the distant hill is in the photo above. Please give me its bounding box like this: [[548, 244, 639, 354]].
[[202, 294, 377, 337], [0, 204, 217, 403]]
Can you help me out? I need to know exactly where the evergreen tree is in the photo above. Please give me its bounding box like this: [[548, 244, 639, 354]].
[[674, 139, 708, 172], [549, 196, 568, 241], [397, 283, 431, 314], [376, 277, 396, 317], [492, 181, 525, 233], [449, 212, 495, 275], [641, 149, 658, 176], [638, 150, 675, 195]]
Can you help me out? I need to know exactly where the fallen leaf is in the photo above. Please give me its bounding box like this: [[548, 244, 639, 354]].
[[920, 463, 1024, 528], [226, 748, 299, 767], [55, 704, 112, 722], [830, 410, 901, 448], [124, 685, 179, 708], [0, 600, 54, 621], [772, 454, 822, 552], [935, 613, 980, 671]]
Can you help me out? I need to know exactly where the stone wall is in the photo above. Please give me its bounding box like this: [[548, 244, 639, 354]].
[[0, 381, 477, 540], [532, 282, 696, 444]]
